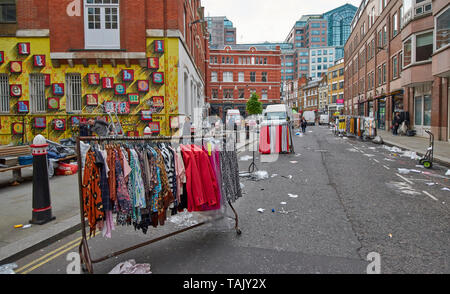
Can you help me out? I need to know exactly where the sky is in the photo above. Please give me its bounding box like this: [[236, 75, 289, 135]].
[[202, 0, 362, 43]]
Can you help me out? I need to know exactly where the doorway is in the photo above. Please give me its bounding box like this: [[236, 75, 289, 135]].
[[413, 84, 432, 137]]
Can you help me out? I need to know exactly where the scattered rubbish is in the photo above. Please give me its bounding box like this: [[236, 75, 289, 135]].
[[295, 153, 301, 157], [288, 194, 298, 198], [279, 207, 297, 214], [401, 151, 420, 160], [280, 202, 287, 205], [415, 165, 425, 168], [109, 259, 152, 274], [386, 181, 422, 196], [368, 147, 377, 150], [0, 263, 18, 274], [347, 148, 359, 152], [272, 209, 275, 213], [388, 233, 393, 238], [290, 161, 298, 164], [169, 212, 200, 227], [281, 175, 293, 180], [308, 131, 313, 133], [240, 182, 245, 189], [383, 146, 402, 153], [14, 224, 23, 229], [384, 158, 395, 161], [271, 174, 278, 178], [22, 224, 32, 229], [425, 182, 436, 186], [372, 136, 383, 144], [239, 155, 253, 161], [442, 187, 450, 192], [240, 170, 269, 181], [398, 168, 411, 174], [257, 208, 265, 213], [363, 154, 375, 157], [446, 170, 450, 176], [295, 132, 301, 136], [410, 169, 422, 173]]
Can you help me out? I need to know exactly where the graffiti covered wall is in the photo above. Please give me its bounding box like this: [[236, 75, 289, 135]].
[[0, 37, 179, 145]]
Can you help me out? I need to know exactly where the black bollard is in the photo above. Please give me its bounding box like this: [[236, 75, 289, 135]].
[[29, 134, 55, 225]]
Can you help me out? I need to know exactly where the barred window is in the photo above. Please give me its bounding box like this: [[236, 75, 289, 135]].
[[0, 74, 10, 113], [66, 73, 82, 113], [30, 74, 46, 113]]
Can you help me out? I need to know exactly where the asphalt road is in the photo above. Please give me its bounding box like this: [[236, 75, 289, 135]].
[[11, 125, 450, 274]]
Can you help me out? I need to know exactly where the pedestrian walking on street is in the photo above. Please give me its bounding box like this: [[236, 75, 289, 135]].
[[392, 112, 402, 136], [301, 118, 307, 133]]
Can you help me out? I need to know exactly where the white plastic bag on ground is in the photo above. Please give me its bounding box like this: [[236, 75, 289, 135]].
[[109, 259, 151, 274], [446, 170, 450, 176], [239, 155, 253, 161], [254, 170, 269, 180], [0, 263, 17, 274], [398, 168, 411, 174]]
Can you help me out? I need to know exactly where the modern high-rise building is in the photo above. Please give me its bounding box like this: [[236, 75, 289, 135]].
[[205, 16, 237, 46], [283, 4, 357, 81]]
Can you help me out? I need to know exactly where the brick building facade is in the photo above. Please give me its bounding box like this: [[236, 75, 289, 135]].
[[206, 44, 281, 119], [0, 0, 208, 144], [344, 0, 449, 141]]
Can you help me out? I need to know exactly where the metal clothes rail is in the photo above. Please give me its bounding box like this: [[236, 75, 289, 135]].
[[75, 134, 241, 274]]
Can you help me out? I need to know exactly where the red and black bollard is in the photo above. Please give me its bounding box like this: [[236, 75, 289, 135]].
[[29, 134, 55, 225]]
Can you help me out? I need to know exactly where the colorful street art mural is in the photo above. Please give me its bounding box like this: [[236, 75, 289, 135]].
[[0, 37, 180, 145]]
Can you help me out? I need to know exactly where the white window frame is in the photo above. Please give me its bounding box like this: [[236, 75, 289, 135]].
[[30, 74, 46, 114], [211, 71, 217, 82], [403, 29, 434, 69], [66, 73, 82, 113], [223, 72, 233, 82], [238, 72, 244, 82], [84, 0, 120, 50], [433, 5, 450, 54], [0, 74, 10, 113]]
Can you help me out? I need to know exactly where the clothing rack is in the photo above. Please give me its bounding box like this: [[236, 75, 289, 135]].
[[75, 134, 241, 274]]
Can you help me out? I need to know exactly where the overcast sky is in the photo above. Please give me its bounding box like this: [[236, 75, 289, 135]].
[[202, 0, 362, 43]]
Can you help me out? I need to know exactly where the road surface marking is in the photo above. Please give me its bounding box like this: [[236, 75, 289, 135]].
[[15, 236, 82, 274], [373, 159, 380, 163], [383, 165, 390, 170], [396, 173, 414, 185], [17, 231, 100, 274], [422, 191, 438, 201]]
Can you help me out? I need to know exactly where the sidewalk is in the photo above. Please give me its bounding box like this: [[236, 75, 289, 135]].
[[0, 136, 256, 264], [378, 130, 450, 166]]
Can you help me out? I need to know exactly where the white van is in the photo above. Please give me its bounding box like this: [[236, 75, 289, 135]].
[[319, 114, 329, 125], [303, 111, 316, 125], [263, 104, 292, 123], [226, 109, 242, 126]]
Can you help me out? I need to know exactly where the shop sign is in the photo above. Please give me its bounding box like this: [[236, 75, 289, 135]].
[[44, 74, 51, 86], [148, 121, 160, 133], [102, 77, 114, 89], [104, 101, 116, 113], [34, 117, 47, 129], [10, 85, 22, 97], [52, 83, 65, 96], [12, 122, 24, 135], [154, 40, 164, 53], [137, 80, 149, 92], [17, 43, 30, 55], [10, 61, 22, 73], [17, 101, 29, 113], [53, 119, 66, 131], [114, 83, 126, 95], [152, 96, 164, 108], [71, 116, 81, 126], [127, 131, 139, 137], [88, 73, 100, 85], [147, 57, 159, 69], [128, 93, 140, 105], [336, 99, 344, 104], [47, 97, 60, 110], [116, 101, 130, 114], [86, 94, 98, 106], [141, 110, 152, 121], [122, 69, 134, 82], [33, 55, 46, 67], [152, 72, 164, 85]]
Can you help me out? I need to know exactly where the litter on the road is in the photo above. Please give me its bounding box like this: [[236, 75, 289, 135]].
[[442, 187, 450, 192], [363, 154, 375, 157], [281, 175, 293, 180], [446, 170, 450, 176], [295, 153, 301, 157], [0, 263, 18, 274], [257, 208, 265, 213], [280, 202, 287, 205], [271, 174, 278, 178], [22, 224, 32, 229], [415, 165, 425, 168], [13, 224, 23, 228], [288, 194, 298, 198], [398, 168, 412, 174], [279, 207, 297, 214], [383, 146, 402, 153], [109, 259, 152, 274], [290, 161, 298, 164], [347, 148, 359, 152], [240, 170, 269, 181], [388, 233, 393, 238], [425, 182, 436, 186]]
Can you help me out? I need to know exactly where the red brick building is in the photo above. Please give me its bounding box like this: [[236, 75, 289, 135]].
[[206, 44, 282, 119], [0, 0, 210, 142], [344, 0, 449, 141]]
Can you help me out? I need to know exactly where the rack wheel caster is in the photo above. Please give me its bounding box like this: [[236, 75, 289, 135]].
[[423, 161, 432, 169], [236, 228, 242, 235], [81, 264, 89, 274]]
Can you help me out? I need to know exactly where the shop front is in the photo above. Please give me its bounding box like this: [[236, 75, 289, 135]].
[[377, 97, 386, 130]]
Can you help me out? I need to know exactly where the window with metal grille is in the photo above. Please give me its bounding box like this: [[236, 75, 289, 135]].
[[30, 74, 46, 113], [66, 73, 82, 113], [0, 74, 10, 113]]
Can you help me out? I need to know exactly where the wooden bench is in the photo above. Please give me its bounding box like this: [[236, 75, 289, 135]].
[[0, 145, 77, 185]]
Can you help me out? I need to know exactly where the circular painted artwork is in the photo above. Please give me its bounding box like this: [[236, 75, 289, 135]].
[[13, 123, 23, 134], [11, 85, 21, 96], [48, 98, 59, 109], [11, 62, 22, 72]]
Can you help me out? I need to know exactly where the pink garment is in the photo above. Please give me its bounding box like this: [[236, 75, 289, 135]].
[[102, 210, 115, 239], [170, 146, 186, 204]]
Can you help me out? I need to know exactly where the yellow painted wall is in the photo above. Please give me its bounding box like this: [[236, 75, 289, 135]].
[[0, 37, 180, 145]]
